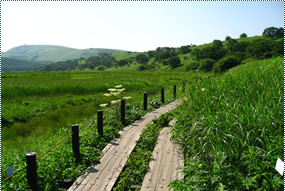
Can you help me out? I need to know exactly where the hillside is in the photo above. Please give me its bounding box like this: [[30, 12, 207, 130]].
[[36, 34, 283, 73], [1, 57, 43, 72], [2, 45, 127, 71]]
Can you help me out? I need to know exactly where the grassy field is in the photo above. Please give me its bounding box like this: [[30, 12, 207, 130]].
[[2, 56, 282, 190], [1, 70, 202, 170]]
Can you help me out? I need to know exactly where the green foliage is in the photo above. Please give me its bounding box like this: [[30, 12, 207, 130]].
[[117, 59, 128, 67], [240, 33, 248, 38], [168, 56, 182, 69], [198, 58, 216, 72], [213, 55, 241, 73], [185, 61, 200, 71], [135, 54, 149, 65], [179, 45, 191, 54], [245, 38, 275, 59], [262, 26, 283, 39], [193, 40, 226, 61], [153, 47, 177, 62], [170, 57, 283, 190], [225, 36, 232, 41]]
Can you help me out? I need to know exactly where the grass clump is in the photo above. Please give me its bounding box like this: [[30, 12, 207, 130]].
[[170, 57, 283, 190]]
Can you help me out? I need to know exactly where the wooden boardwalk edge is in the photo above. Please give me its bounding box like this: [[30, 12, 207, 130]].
[[141, 120, 184, 191], [68, 99, 181, 191]]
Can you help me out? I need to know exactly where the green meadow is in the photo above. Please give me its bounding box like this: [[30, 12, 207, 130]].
[[1, 57, 283, 190], [2, 71, 200, 155]]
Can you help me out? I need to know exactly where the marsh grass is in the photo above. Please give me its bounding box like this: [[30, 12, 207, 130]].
[[170, 57, 283, 190]]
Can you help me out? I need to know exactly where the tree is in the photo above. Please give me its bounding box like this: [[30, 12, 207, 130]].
[[179, 45, 191, 54], [135, 54, 149, 65], [117, 59, 128, 67], [240, 33, 247, 38], [212, 40, 223, 48], [263, 27, 284, 39], [168, 56, 181, 69], [225, 36, 232, 41]]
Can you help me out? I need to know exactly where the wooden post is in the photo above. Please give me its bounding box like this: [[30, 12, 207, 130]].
[[144, 92, 147, 111], [121, 99, 126, 125], [173, 85, 176, 99], [26, 152, 38, 190], [183, 81, 185, 93], [97, 110, 103, 136], [161, 88, 165, 104], [72, 124, 80, 162]]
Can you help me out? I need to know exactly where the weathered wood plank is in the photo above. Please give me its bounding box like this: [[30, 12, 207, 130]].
[[141, 120, 184, 191], [68, 100, 181, 191]]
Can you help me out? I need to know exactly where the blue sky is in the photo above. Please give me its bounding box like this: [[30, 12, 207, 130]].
[[1, 1, 283, 52]]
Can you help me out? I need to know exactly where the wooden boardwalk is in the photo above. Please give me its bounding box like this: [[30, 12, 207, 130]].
[[141, 120, 184, 191], [68, 100, 181, 191]]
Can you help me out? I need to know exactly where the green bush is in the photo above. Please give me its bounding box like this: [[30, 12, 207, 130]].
[[213, 56, 241, 73], [198, 58, 216, 72]]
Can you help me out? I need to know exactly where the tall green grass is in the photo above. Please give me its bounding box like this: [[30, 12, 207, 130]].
[[170, 57, 283, 190]]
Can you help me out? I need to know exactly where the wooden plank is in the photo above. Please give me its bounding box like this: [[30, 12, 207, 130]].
[[68, 100, 181, 191], [141, 120, 184, 191]]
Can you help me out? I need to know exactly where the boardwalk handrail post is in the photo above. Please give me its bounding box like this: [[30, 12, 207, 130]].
[[72, 124, 80, 162], [183, 81, 185, 93], [26, 152, 38, 190], [97, 110, 103, 136], [144, 92, 147, 111], [173, 85, 176, 99], [161, 88, 165, 104], [121, 99, 126, 125]]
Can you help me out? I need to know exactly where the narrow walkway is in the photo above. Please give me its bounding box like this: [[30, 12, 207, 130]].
[[141, 120, 184, 191], [68, 100, 181, 191]]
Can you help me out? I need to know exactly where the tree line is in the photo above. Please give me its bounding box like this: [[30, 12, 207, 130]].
[[36, 26, 283, 73]]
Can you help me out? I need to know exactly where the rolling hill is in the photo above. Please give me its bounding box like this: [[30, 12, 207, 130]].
[[2, 45, 127, 71]]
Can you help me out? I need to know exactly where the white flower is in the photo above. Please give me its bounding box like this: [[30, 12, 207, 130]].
[[104, 93, 111, 97], [123, 96, 132, 100], [108, 88, 117, 92], [202, 88, 206, 92], [100, 103, 108, 107], [117, 88, 125, 92], [111, 92, 121, 96], [111, 100, 121, 104], [115, 85, 123, 88]]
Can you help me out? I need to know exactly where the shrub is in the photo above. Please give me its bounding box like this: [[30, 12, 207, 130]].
[[198, 58, 216, 72], [137, 65, 147, 71], [213, 56, 241, 73], [185, 61, 200, 71], [245, 39, 274, 59]]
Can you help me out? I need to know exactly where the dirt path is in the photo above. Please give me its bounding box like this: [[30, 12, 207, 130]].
[[68, 100, 181, 191], [141, 120, 184, 191]]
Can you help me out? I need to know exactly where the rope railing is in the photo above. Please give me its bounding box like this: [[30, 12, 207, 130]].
[[2, 83, 184, 189], [1, 118, 98, 184]]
